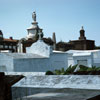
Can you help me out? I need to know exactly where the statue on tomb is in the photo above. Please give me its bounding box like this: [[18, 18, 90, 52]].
[[32, 11, 36, 22]]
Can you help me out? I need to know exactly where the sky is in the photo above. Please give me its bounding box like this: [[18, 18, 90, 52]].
[[0, 0, 100, 46]]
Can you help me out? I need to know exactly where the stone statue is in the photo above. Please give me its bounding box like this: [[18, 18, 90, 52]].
[[32, 12, 36, 22]]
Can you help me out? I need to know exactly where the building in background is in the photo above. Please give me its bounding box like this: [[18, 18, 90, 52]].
[[0, 11, 100, 72], [0, 30, 18, 53], [0, 12, 97, 53], [56, 26, 95, 51]]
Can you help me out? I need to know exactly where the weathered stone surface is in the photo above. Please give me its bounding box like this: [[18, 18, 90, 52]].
[[12, 75, 100, 100], [13, 75, 100, 89]]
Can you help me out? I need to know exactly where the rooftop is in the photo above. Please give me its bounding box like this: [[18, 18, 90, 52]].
[[0, 53, 45, 59]]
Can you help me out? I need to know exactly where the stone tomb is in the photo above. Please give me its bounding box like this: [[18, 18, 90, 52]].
[[12, 75, 100, 100]]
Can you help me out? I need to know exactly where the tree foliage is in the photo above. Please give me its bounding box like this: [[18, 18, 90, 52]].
[[45, 65, 100, 75]]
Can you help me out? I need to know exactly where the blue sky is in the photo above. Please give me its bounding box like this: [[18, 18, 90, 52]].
[[0, 0, 100, 46]]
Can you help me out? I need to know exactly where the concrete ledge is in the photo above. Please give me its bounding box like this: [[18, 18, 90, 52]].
[[13, 75, 100, 89], [12, 75, 100, 100], [5, 72, 45, 76]]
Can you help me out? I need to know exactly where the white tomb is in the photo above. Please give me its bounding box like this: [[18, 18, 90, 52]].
[[67, 50, 100, 67], [27, 40, 51, 57]]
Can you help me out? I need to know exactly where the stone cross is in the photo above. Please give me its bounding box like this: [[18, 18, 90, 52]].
[[38, 32, 42, 40]]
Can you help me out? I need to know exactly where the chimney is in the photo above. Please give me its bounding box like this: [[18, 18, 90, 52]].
[[9, 37, 13, 40], [0, 30, 3, 35]]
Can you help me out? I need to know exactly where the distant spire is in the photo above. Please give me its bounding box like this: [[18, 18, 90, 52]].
[[52, 32, 56, 50], [32, 11, 36, 22], [52, 32, 56, 43]]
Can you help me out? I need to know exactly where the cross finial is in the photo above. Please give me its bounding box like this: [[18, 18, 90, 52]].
[[38, 31, 42, 40], [81, 26, 84, 30]]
